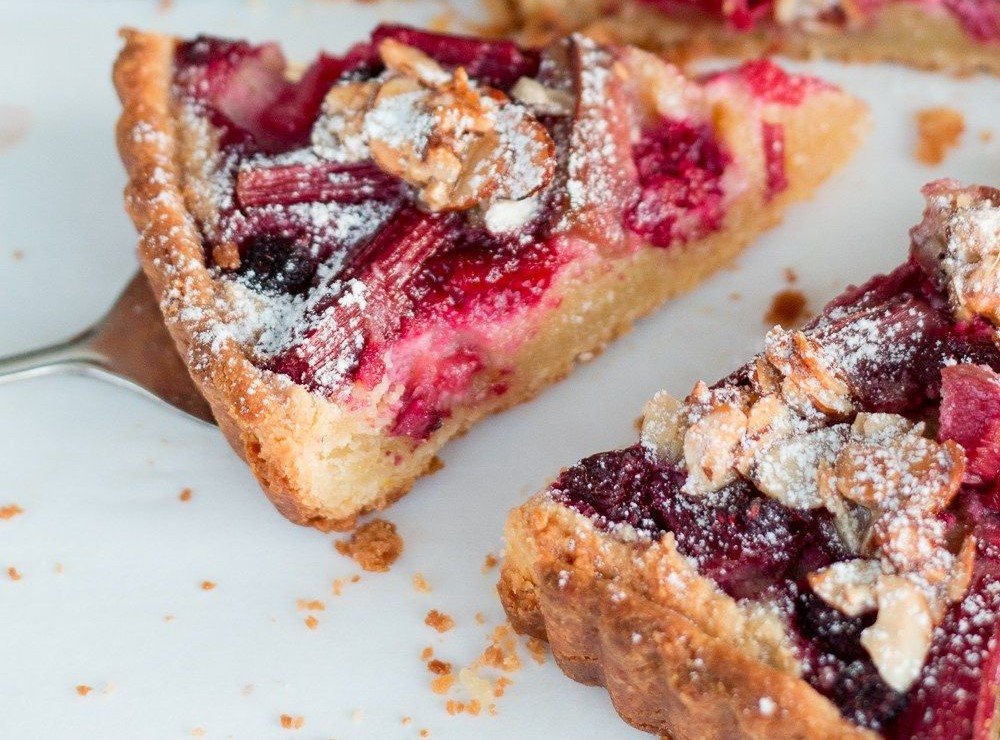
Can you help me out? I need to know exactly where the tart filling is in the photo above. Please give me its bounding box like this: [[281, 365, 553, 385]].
[[551, 182, 1000, 735], [634, 0, 1000, 43], [167, 25, 834, 440]]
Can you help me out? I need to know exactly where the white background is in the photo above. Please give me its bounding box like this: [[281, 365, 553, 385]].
[[0, 1, 997, 737]]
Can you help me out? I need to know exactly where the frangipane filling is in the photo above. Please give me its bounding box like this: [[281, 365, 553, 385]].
[[553, 183, 1000, 735], [169, 26, 824, 439]]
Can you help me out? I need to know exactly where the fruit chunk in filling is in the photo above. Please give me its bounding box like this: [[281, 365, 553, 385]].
[[171, 28, 821, 438], [553, 258, 1000, 734]]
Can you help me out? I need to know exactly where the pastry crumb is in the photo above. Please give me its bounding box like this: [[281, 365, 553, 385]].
[[475, 612, 486, 625], [54, 563, 64, 574], [526, 637, 548, 665], [304, 615, 319, 630], [729, 292, 742, 301], [334, 519, 402, 573], [915, 107, 965, 165], [421, 646, 434, 660], [12, 250, 24, 261], [412, 573, 431, 593], [76, 685, 93, 696], [783, 267, 797, 283], [179, 488, 192, 502], [493, 676, 512, 697], [764, 289, 809, 328], [419, 730, 430, 738], [481, 553, 498, 574], [164, 615, 175, 623], [980, 129, 993, 143], [190, 728, 205, 737], [7, 566, 21, 581], [427, 456, 445, 474], [296, 599, 325, 611], [0, 504, 23, 520], [479, 625, 522, 672], [427, 659, 452, 675], [425, 610, 455, 633], [351, 708, 364, 722], [279, 714, 304, 730], [401, 716, 411, 726], [430, 674, 455, 694], [200, 580, 216, 591]]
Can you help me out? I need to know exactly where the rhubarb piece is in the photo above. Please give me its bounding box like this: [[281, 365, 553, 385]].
[[235, 161, 403, 209], [940, 363, 1000, 483]]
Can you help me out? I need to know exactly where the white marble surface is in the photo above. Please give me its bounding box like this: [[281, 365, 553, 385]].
[[0, 1, 997, 737]]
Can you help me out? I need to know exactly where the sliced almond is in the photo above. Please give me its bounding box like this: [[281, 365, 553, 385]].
[[764, 329, 853, 417], [640, 391, 686, 463], [378, 38, 449, 87], [312, 80, 379, 162], [510, 77, 574, 116], [860, 576, 933, 693], [808, 559, 882, 616], [748, 425, 849, 509], [682, 402, 747, 496]]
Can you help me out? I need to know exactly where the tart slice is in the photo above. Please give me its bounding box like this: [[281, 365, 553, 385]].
[[502, 0, 1000, 75], [500, 180, 1000, 738], [114, 25, 866, 530]]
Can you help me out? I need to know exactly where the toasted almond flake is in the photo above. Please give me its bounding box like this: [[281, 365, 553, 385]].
[[860, 577, 933, 692], [808, 559, 881, 616]]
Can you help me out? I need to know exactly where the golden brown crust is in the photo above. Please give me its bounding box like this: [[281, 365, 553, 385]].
[[499, 497, 878, 739], [113, 29, 866, 530], [502, 0, 1000, 76]]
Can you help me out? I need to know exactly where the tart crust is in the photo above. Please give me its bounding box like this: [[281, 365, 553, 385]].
[[500, 0, 1000, 76], [114, 28, 866, 530], [499, 495, 875, 738]]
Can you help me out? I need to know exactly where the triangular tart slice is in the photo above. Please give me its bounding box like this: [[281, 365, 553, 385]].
[[500, 180, 1000, 738], [114, 25, 866, 529]]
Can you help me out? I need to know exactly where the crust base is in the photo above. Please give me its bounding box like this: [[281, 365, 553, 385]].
[[113, 29, 866, 530], [499, 495, 877, 738]]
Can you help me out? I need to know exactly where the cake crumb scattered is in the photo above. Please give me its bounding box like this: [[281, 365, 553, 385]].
[[425, 610, 455, 633], [296, 599, 325, 611], [427, 659, 452, 675], [783, 267, 798, 283], [475, 612, 486, 625], [480, 625, 521, 671], [421, 646, 434, 660], [981, 129, 993, 143], [493, 676, 512, 697], [76, 685, 92, 696], [401, 716, 411, 726], [200, 580, 216, 591], [279, 714, 304, 730], [351, 574, 360, 583], [419, 730, 430, 738], [427, 456, 445, 475], [915, 107, 965, 165], [8, 567, 21, 581], [526, 637, 548, 665], [332, 579, 344, 596], [334, 519, 403, 572], [481, 554, 498, 574], [430, 674, 455, 694], [764, 289, 808, 328], [304, 615, 319, 630], [242, 684, 254, 696], [412, 573, 431, 593], [164, 615, 175, 623], [190, 728, 205, 737], [179, 488, 192, 502], [54, 563, 64, 574], [12, 250, 24, 261], [729, 292, 742, 301], [351, 708, 364, 723], [0, 504, 23, 520]]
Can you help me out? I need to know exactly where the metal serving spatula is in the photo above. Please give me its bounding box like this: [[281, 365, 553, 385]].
[[0, 271, 216, 425]]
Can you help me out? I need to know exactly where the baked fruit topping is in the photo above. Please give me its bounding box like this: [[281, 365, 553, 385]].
[[115, 25, 866, 528], [503, 0, 1000, 75], [500, 181, 1000, 738]]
